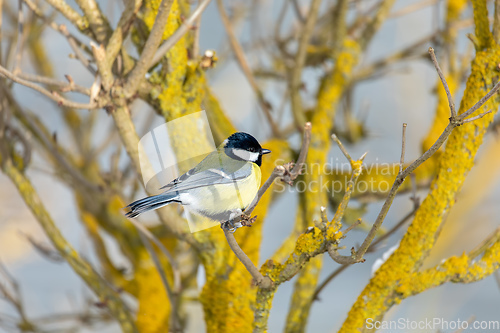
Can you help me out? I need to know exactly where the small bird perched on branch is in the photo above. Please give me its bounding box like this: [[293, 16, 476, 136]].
[[125, 132, 271, 224]]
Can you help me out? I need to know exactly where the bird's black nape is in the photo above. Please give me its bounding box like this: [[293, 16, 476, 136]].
[[224, 132, 262, 151]]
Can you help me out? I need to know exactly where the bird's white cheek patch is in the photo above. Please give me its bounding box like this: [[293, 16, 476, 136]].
[[231, 148, 259, 162]]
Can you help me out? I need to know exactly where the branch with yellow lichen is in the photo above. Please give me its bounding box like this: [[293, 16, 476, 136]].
[[395, 227, 500, 300], [335, 48, 499, 271], [253, 140, 365, 332], [284, 133, 365, 333], [340, 20, 500, 329], [0, 159, 138, 332]]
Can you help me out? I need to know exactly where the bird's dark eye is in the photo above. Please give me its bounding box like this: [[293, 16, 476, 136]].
[[249, 147, 256, 152]]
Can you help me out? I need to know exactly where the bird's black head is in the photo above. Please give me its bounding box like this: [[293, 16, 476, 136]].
[[223, 132, 271, 166]]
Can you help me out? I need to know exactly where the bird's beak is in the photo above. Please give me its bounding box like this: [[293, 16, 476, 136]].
[[261, 149, 271, 155]]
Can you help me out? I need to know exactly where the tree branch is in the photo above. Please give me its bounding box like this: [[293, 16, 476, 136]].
[[105, 0, 142, 74], [43, 0, 89, 32], [1, 159, 138, 333], [0, 64, 100, 109], [124, 0, 174, 97], [74, 0, 110, 43], [341, 47, 500, 264], [216, 0, 280, 137], [288, 0, 322, 129], [16, 72, 90, 95], [429, 47, 456, 118], [223, 229, 273, 288], [151, 0, 212, 66]]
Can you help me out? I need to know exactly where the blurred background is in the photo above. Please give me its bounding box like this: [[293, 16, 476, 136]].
[[1, 0, 500, 332]]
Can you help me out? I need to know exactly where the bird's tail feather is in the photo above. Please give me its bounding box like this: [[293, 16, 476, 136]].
[[125, 193, 180, 218]]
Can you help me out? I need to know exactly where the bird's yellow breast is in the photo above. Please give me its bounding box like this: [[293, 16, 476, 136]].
[[187, 162, 261, 218]]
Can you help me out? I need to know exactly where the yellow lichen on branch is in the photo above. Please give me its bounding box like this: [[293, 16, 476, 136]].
[[396, 231, 500, 298], [471, 0, 494, 50], [340, 19, 500, 333], [2, 160, 138, 333], [254, 221, 344, 332], [135, 249, 172, 332]]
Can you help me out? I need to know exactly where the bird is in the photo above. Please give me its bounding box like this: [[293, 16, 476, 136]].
[[124, 132, 271, 224]]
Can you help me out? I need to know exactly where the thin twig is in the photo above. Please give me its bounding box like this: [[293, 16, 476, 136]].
[[388, 0, 438, 19], [327, 145, 366, 264], [462, 110, 493, 123], [288, 0, 322, 129], [353, 33, 437, 82], [128, 219, 181, 293], [14, 0, 24, 73], [273, 0, 288, 43], [290, 121, 312, 178], [368, 206, 418, 252], [399, 123, 407, 173], [16, 72, 90, 95], [58, 24, 96, 75], [0, 65, 99, 109], [332, 133, 353, 163], [124, 0, 174, 96], [312, 265, 348, 301], [314, 204, 418, 301], [290, 0, 305, 23], [342, 219, 362, 236], [359, 0, 396, 49], [429, 47, 456, 118], [216, 0, 280, 137], [24, 0, 96, 72], [0, 83, 102, 192], [151, 0, 212, 66], [20, 232, 64, 262]]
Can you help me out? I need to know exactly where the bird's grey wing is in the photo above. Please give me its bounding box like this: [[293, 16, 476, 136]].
[[160, 163, 252, 193], [159, 165, 198, 191]]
